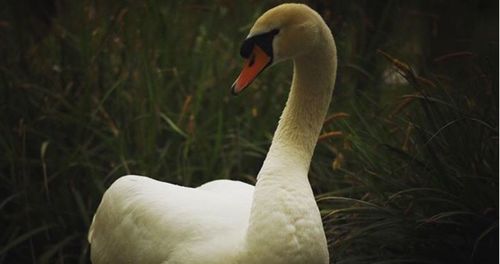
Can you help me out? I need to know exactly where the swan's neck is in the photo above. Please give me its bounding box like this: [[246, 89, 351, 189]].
[[244, 29, 336, 262], [261, 39, 337, 178]]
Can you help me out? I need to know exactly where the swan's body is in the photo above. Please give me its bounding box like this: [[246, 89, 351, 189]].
[[89, 4, 337, 264]]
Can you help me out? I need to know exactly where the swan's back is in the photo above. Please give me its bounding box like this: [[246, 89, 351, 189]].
[[89, 176, 253, 263]]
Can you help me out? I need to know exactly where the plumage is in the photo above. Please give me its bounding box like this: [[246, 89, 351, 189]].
[[89, 3, 337, 263]]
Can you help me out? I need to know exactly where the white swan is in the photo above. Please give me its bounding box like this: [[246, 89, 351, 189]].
[[88, 3, 337, 264]]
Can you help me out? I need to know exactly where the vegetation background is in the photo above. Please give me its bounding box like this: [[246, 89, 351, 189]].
[[0, 0, 498, 263]]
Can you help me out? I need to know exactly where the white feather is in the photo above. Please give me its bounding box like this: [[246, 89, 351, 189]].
[[89, 176, 253, 263]]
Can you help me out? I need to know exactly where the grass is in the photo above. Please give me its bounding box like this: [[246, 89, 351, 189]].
[[0, 0, 498, 263], [318, 48, 498, 263]]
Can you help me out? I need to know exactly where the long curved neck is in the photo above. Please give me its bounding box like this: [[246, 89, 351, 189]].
[[259, 33, 337, 178], [243, 25, 337, 262]]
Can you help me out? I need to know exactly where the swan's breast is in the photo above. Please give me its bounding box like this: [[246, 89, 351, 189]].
[[242, 175, 329, 264]]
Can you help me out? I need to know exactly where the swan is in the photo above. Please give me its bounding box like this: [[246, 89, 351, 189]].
[[88, 3, 337, 264]]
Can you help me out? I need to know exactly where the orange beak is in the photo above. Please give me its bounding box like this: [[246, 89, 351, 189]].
[[231, 45, 272, 95]]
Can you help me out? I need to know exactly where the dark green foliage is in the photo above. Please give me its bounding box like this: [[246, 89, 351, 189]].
[[319, 53, 498, 263]]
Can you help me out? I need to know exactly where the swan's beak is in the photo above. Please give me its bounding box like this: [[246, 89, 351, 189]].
[[231, 45, 271, 95]]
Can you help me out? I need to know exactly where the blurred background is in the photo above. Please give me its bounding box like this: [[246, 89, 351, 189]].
[[0, 0, 498, 263]]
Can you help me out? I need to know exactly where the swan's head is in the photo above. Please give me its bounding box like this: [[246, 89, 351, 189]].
[[231, 4, 324, 95]]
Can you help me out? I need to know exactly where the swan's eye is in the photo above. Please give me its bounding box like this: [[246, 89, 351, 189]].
[[240, 29, 280, 59]]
